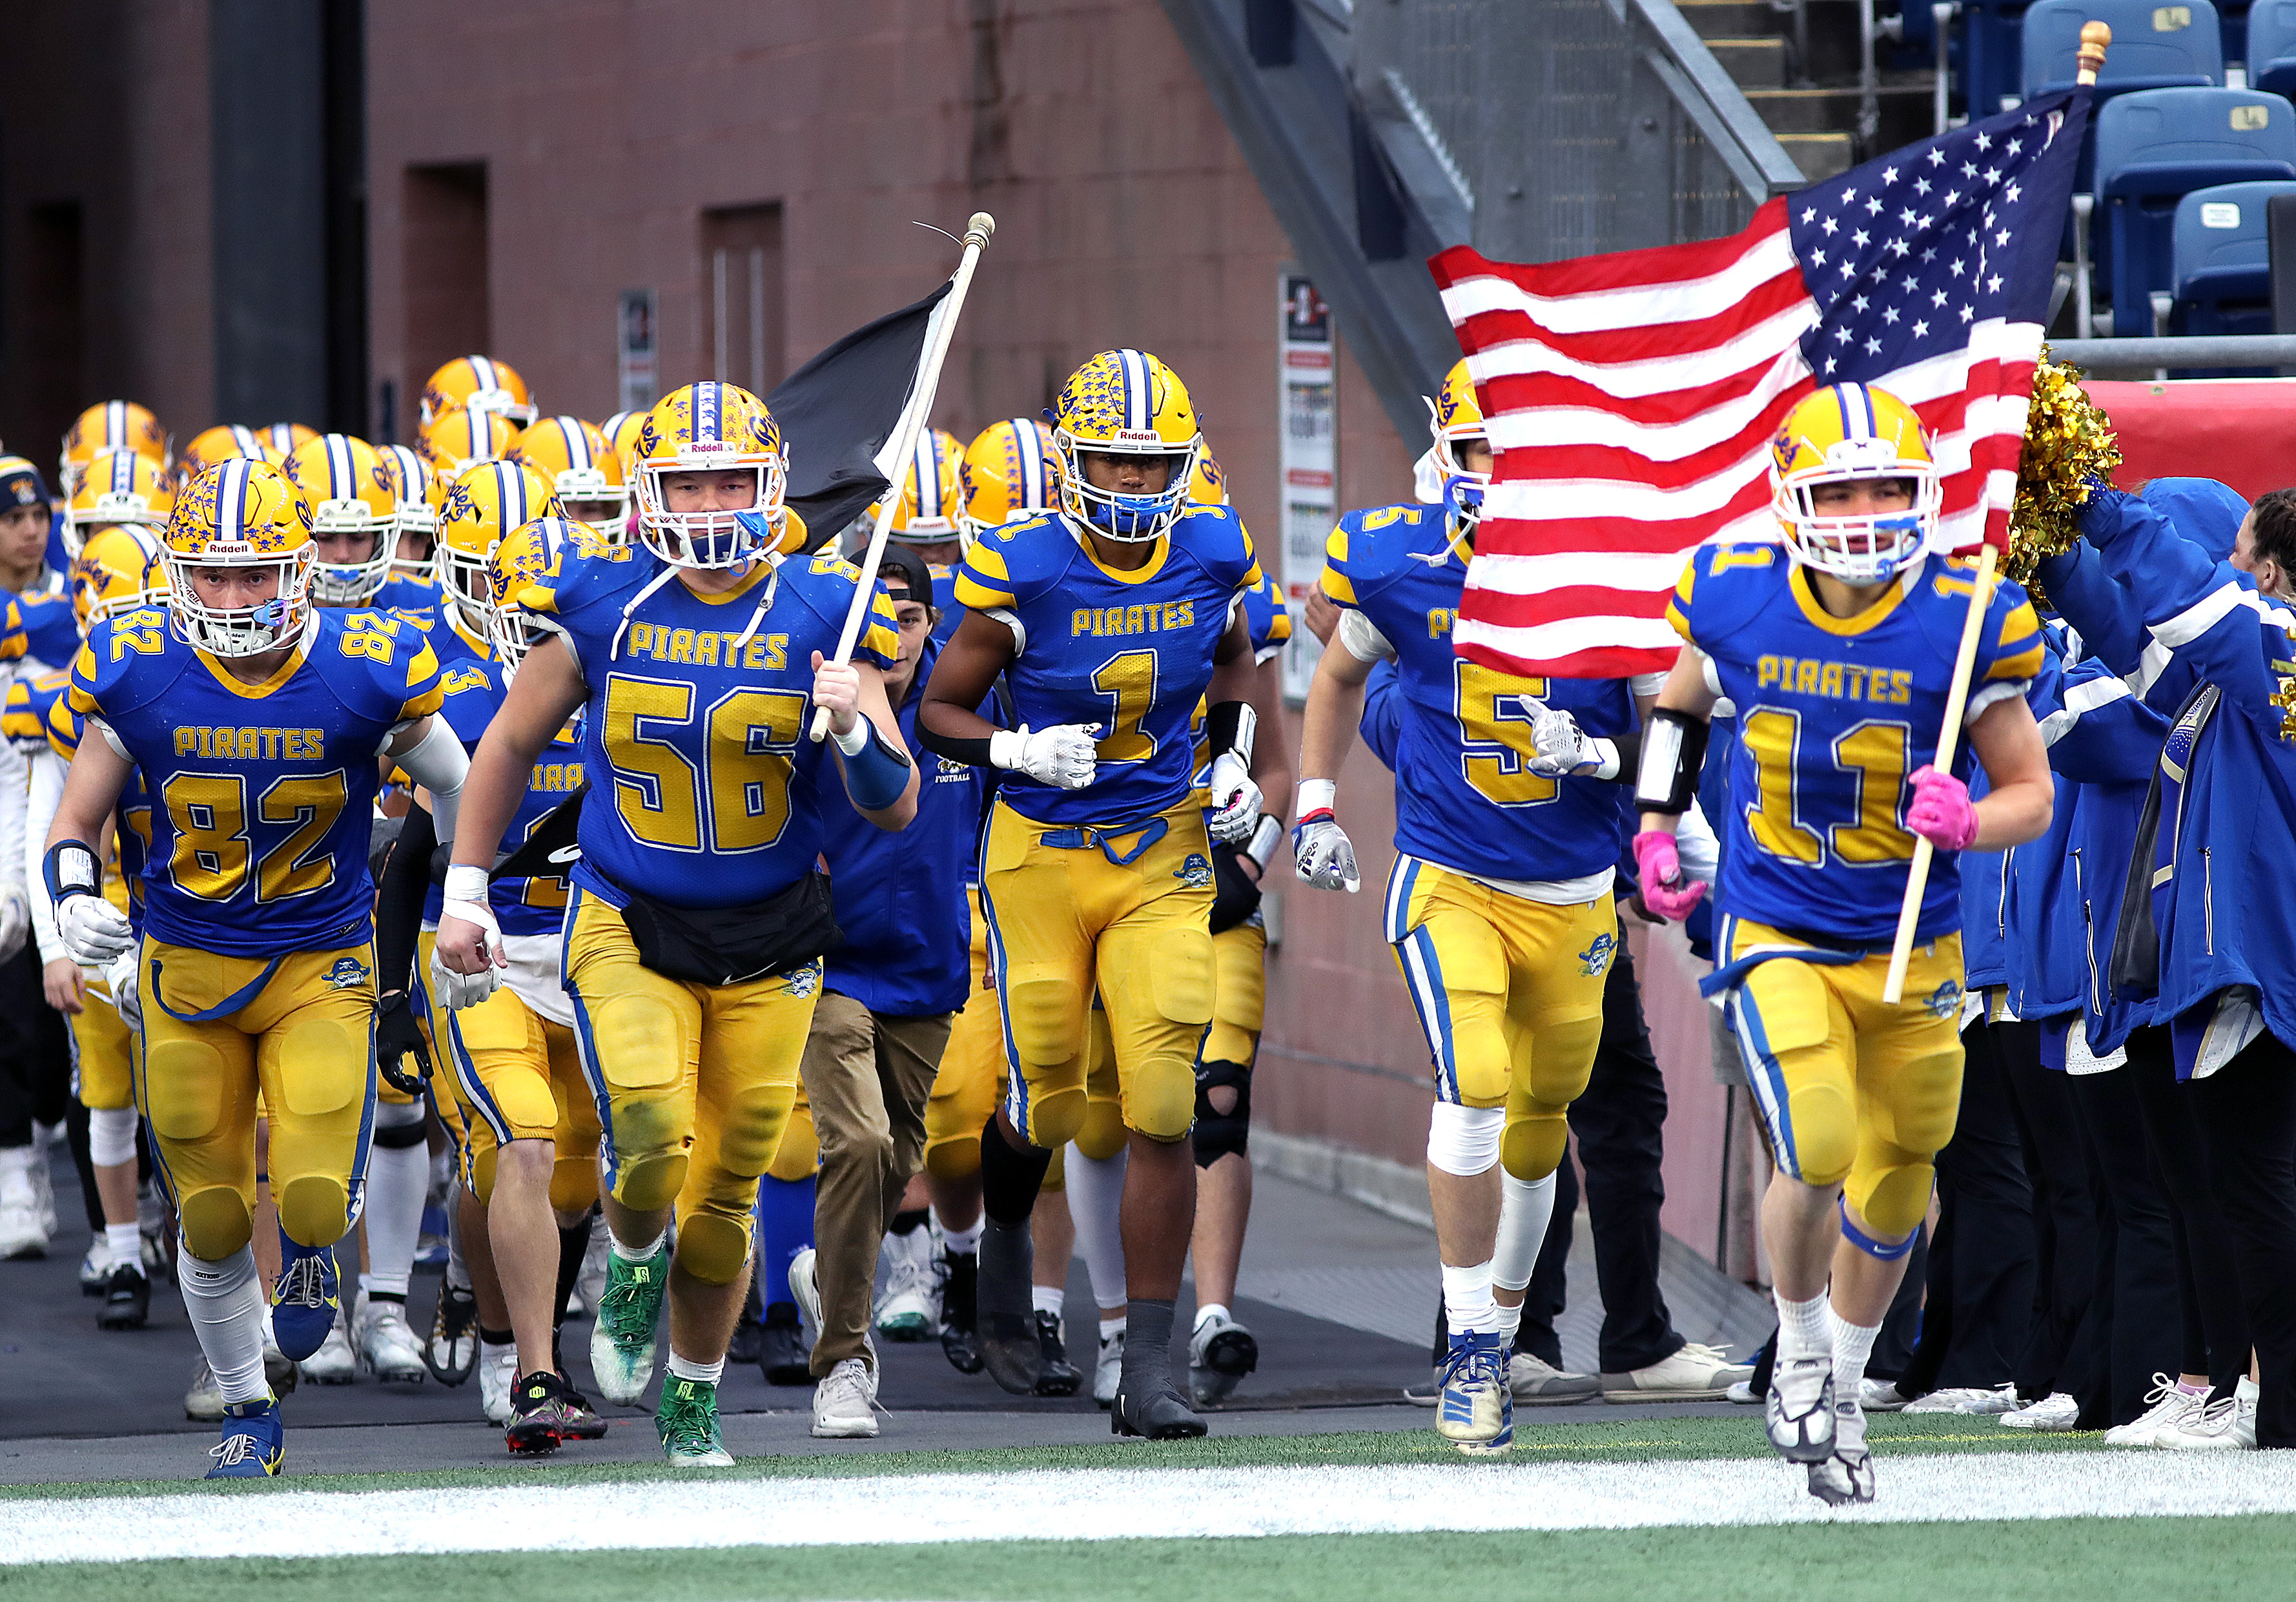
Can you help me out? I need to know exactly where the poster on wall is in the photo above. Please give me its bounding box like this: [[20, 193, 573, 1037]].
[[1279, 272, 1334, 707], [618, 289, 659, 415]]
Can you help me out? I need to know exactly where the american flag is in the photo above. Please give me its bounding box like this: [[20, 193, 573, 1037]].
[[1428, 88, 2092, 679]]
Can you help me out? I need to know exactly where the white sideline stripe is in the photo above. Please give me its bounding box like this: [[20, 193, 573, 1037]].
[[8, 1453, 2296, 1565]]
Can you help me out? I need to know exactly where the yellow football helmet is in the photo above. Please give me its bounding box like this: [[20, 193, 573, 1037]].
[[59, 401, 168, 496], [1187, 447, 1229, 506], [486, 515, 593, 668], [961, 418, 1061, 535], [161, 460, 316, 657], [602, 408, 648, 470], [66, 449, 173, 555], [1425, 358, 1490, 533], [420, 355, 537, 430], [1770, 382, 1939, 585], [420, 404, 515, 477], [435, 460, 560, 637], [70, 524, 166, 635], [630, 381, 786, 568], [1051, 349, 1200, 542], [285, 434, 398, 604], [176, 425, 280, 488], [374, 444, 438, 580], [513, 416, 630, 537], [260, 422, 320, 458], [874, 427, 967, 549]]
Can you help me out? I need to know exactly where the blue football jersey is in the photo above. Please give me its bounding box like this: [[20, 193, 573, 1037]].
[[15, 669, 154, 930], [518, 541, 901, 910], [374, 572, 445, 617], [419, 652, 584, 938], [1188, 570, 1295, 806], [928, 561, 967, 646], [1668, 544, 2044, 945], [952, 504, 1262, 827], [15, 588, 78, 670], [1323, 503, 1639, 884], [70, 607, 446, 956]]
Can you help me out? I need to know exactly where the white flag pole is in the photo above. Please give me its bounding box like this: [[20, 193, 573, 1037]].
[[808, 211, 997, 742]]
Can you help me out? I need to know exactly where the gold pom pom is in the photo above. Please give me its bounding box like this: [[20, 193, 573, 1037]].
[[2007, 349, 2122, 601]]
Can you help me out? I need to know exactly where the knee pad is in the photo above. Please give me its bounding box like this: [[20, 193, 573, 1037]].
[[178, 1185, 253, 1260], [1123, 1058, 1196, 1144], [766, 1117, 819, 1182], [613, 1147, 689, 1214], [1849, 1163, 1934, 1242], [1191, 1058, 1252, 1169], [1779, 1067, 1856, 1188], [1426, 1101, 1504, 1178], [1004, 974, 1084, 1072], [143, 1038, 231, 1144], [1841, 1193, 1921, 1258], [1500, 1104, 1570, 1182], [372, 1098, 427, 1149], [277, 1173, 351, 1248], [1076, 1093, 1129, 1162], [714, 1082, 796, 1180], [922, 1130, 981, 1183], [549, 1152, 600, 1216], [673, 1208, 752, 1286], [469, 1143, 500, 1206], [1015, 1083, 1086, 1149], [88, 1105, 138, 1168]]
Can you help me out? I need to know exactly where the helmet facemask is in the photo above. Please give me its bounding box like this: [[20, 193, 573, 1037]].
[[1773, 441, 1938, 587], [1055, 435, 1198, 544], [309, 502, 400, 605], [167, 544, 314, 658], [635, 457, 786, 570]]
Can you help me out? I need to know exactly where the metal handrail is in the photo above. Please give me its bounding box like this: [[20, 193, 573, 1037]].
[[2051, 334, 2296, 372], [1625, 0, 1809, 197]]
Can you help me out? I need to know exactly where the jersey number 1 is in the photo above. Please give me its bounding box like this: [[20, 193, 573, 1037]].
[[1741, 710, 1916, 864]]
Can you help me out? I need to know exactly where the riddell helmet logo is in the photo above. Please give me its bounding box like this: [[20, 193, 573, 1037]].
[[684, 439, 731, 454], [1112, 429, 1163, 446], [203, 541, 258, 557]]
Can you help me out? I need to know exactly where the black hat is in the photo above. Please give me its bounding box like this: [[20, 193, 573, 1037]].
[[876, 544, 934, 613]]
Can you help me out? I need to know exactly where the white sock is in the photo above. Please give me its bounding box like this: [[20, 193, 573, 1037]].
[[1031, 1284, 1065, 1318], [105, 1222, 142, 1264], [1774, 1291, 1831, 1361], [667, 1351, 724, 1385], [935, 1209, 983, 1255], [611, 1227, 667, 1262], [1194, 1301, 1231, 1332], [1492, 1299, 1523, 1344], [1100, 1312, 1127, 1340], [180, 1247, 269, 1406], [1827, 1305, 1879, 1406], [1491, 1169, 1555, 1295], [1065, 1143, 1129, 1310], [360, 1141, 428, 1300], [1441, 1260, 1499, 1335]]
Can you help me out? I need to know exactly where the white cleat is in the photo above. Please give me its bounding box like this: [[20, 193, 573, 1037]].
[[354, 1295, 429, 1383], [1805, 1398, 1876, 1505], [1905, 1383, 2018, 1415], [79, 1235, 117, 1295], [874, 1229, 939, 1341], [811, 1356, 881, 1438], [183, 1358, 225, 1421], [2158, 1382, 2259, 1451], [577, 1224, 608, 1318], [480, 1345, 518, 1425], [297, 1316, 356, 1384], [1999, 1391, 2079, 1431], [1189, 1308, 1260, 1405], [1094, 1326, 1124, 1408], [0, 1147, 50, 1260], [2106, 1375, 2209, 1447], [1765, 1355, 1836, 1463]]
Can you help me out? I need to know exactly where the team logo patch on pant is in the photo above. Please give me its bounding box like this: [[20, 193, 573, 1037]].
[[1925, 978, 1963, 1020], [784, 963, 821, 999], [1174, 852, 1213, 889], [325, 956, 372, 990], [1578, 932, 1617, 978]]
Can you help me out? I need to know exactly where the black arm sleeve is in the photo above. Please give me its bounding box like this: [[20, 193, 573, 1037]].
[[1604, 728, 1643, 786], [916, 715, 998, 769], [376, 803, 435, 996]]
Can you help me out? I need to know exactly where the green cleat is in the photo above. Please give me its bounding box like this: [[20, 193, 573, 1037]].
[[656, 1376, 735, 1468], [588, 1241, 670, 1406]]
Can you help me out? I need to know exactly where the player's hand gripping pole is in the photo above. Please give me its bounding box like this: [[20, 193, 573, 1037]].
[[808, 211, 997, 742]]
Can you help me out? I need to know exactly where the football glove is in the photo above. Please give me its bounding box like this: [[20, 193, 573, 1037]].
[[1632, 829, 1707, 921], [431, 865, 505, 1010], [1205, 752, 1262, 843], [1526, 708, 1617, 779], [1905, 765, 1980, 850], [1292, 781, 1360, 894], [990, 723, 1100, 791], [57, 891, 134, 966], [375, 990, 433, 1096], [105, 950, 141, 1033]]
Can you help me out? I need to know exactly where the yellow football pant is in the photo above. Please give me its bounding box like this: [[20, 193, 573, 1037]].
[[436, 978, 601, 1215], [923, 887, 1003, 1180], [980, 798, 1216, 1149], [562, 885, 813, 1286], [136, 937, 378, 1260], [413, 931, 473, 1162], [1720, 914, 1965, 1239], [1384, 854, 1614, 1182], [70, 978, 137, 1113]]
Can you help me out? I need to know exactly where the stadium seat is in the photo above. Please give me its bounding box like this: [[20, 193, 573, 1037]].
[[2096, 87, 2296, 333], [2169, 179, 2296, 338], [2025, 0, 2223, 193], [2249, 0, 2296, 96], [1960, 0, 2033, 119]]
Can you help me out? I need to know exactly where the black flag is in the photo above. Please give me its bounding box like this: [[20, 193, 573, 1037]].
[[766, 280, 955, 548]]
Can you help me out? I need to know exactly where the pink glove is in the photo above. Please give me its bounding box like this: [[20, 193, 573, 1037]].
[[1905, 765, 1980, 850], [1632, 829, 1707, 921]]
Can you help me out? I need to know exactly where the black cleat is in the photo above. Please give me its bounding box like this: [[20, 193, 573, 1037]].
[[1112, 1373, 1207, 1439], [506, 1370, 568, 1457], [977, 1221, 1043, 1395], [99, 1261, 151, 1330], [1031, 1309, 1082, 1397], [938, 1250, 984, 1375], [557, 1376, 610, 1440], [424, 1279, 480, 1386], [759, 1304, 813, 1386]]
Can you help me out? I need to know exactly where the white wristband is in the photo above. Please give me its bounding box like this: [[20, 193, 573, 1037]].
[[989, 728, 1024, 771], [1245, 814, 1284, 871], [1589, 737, 1620, 782], [1295, 778, 1337, 819], [832, 717, 870, 756], [442, 865, 490, 907]]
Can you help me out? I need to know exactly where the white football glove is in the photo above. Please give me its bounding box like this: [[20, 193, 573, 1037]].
[[0, 887, 29, 966], [57, 891, 134, 966], [431, 866, 505, 1011], [1204, 753, 1263, 844], [991, 723, 1100, 791], [105, 950, 141, 1032], [1526, 707, 1621, 779], [1291, 781, 1360, 894]]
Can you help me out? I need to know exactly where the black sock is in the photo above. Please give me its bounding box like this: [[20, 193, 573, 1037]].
[[978, 1114, 1052, 1227], [479, 1324, 513, 1348], [369, 1289, 405, 1306], [890, 1207, 930, 1236], [554, 1211, 594, 1335], [1122, 1297, 1176, 1380]]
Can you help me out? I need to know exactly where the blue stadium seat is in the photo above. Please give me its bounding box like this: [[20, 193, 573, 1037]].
[[2097, 87, 2296, 333], [2249, 0, 2296, 96], [2169, 179, 2296, 333], [2224, 0, 2252, 66], [2025, 0, 2222, 194], [1961, 0, 2033, 119]]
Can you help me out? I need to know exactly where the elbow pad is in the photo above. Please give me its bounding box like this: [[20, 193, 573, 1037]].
[[834, 717, 914, 811], [1632, 707, 1709, 815], [393, 720, 471, 843]]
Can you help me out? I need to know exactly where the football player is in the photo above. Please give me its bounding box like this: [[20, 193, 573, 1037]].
[[435, 380, 915, 1468], [513, 416, 632, 540], [1294, 360, 1652, 1456], [58, 401, 169, 500], [64, 449, 173, 562], [376, 444, 441, 587], [282, 434, 402, 610], [45, 460, 466, 1477], [917, 348, 1266, 1439], [419, 406, 516, 481], [1637, 382, 2052, 1502], [420, 355, 539, 434], [173, 426, 281, 489]]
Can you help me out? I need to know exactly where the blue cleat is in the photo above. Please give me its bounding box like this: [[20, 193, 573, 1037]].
[[270, 1234, 340, 1362], [205, 1397, 284, 1479], [1435, 1330, 1512, 1455]]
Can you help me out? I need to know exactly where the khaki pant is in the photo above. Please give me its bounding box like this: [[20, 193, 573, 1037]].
[[799, 991, 950, 1375]]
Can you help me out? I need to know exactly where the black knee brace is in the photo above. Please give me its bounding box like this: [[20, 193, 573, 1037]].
[[1192, 1059, 1253, 1169], [372, 1115, 430, 1151]]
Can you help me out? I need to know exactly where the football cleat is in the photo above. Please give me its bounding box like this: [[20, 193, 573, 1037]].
[[354, 1295, 429, 1383], [938, 1249, 984, 1375], [812, 1356, 881, 1439], [268, 1235, 340, 1362], [205, 1397, 284, 1479], [874, 1227, 939, 1341], [1188, 1308, 1259, 1406], [1765, 1355, 1838, 1463], [506, 1370, 570, 1457], [788, 1246, 823, 1334], [296, 1319, 355, 1385], [79, 1235, 116, 1295], [0, 1146, 48, 1259], [761, 1304, 814, 1386], [183, 1359, 225, 1422], [424, 1278, 480, 1385], [99, 1260, 151, 1330], [557, 1377, 610, 1441], [479, 1346, 518, 1424], [976, 1220, 1043, 1395], [1095, 1326, 1125, 1408], [589, 1241, 670, 1405], [1112, 1372, 1208, 1440], [657, 1377, 736, 1467], [1435, 1331, 1512, 1455], [1805, 1399, 1875, 1505], [1032, 1310, 1083, 1397], [577, 1222, 610, 1316]]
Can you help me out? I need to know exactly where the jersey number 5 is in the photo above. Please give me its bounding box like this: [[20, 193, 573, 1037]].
[[1455, 661, 1557, 807], [603, 673, 808, 854]]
